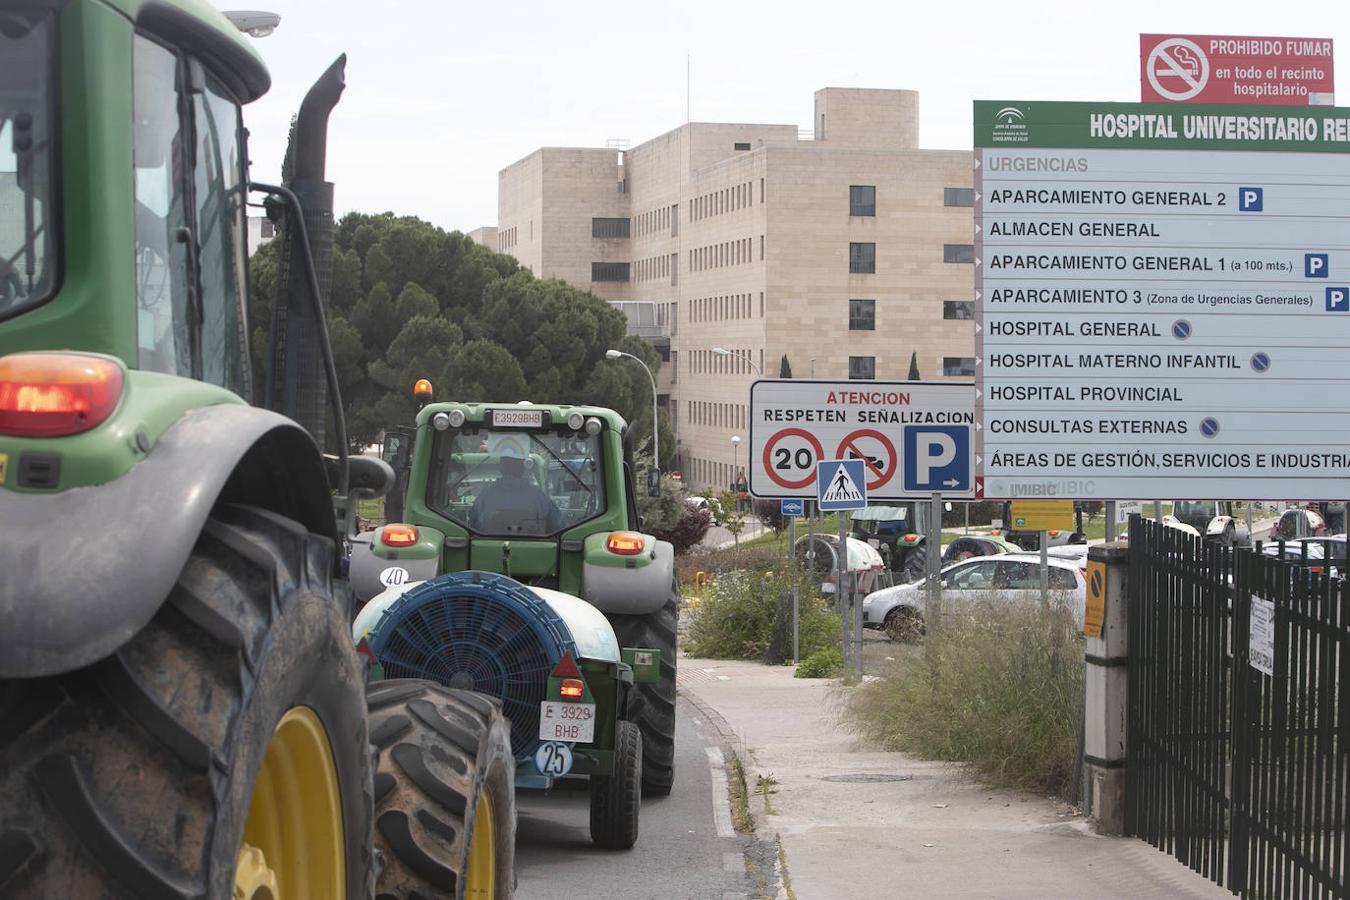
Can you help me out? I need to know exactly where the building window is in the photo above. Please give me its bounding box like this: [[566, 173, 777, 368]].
[[671, 204, 678, 236], [944, 187, 975, 207], [848, 356, 876, 380], [944, 356, 976, 377], [848, 299, 875, 331], [734, 141, 751, 151], [849, 242, 876, 274], [943, 244, 975, 264], [592, 217, 630, 238], [591, 262, 630, 282], [943, 300, 975, 320], [849, 185, 876, 216]]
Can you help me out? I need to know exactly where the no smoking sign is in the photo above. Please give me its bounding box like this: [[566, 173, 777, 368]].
[[1146, 38, 1210, 102]]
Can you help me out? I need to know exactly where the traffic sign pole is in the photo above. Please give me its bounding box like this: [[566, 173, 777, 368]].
[[1040, 532, 1049, 608], [838, 511, 849, 669], [926, 492, 942, 644], [790, 513, 798, 664]]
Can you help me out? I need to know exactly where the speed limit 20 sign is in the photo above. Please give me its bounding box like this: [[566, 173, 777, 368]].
[[748, 380, 975, 500]]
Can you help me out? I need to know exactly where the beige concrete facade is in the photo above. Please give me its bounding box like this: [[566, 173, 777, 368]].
[[467, 225, 497, 249], [494, 88, 975, 494]]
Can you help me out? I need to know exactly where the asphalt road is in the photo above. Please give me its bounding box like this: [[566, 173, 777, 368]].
[[514, 696, 765, 900]]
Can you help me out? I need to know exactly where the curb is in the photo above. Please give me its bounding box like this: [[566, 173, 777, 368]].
[[680, 682, 752, 773]]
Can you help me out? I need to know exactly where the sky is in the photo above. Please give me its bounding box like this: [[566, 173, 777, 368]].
[[224, 0, 1347, 235]]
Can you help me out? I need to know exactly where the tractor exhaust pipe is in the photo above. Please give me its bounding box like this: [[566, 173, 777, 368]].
[[267, 54, 346, 449]]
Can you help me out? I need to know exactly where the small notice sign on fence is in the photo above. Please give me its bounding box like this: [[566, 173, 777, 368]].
[[1249, 595, 1276, 676]]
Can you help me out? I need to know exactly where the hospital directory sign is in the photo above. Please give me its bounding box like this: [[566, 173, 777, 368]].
[[974, 100, 1350, 500]]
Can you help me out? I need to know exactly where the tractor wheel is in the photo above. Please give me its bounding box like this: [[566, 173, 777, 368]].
[[589, 719, 642, 850], [608, 584, 678, 797], [884, 606, 925, 643], [367, 679, 515, 899], [0, 504, 373, 899], [901, 548, 928, 585]]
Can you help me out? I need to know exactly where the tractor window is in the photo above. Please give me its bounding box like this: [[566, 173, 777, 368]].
[[427, 428, 607, 537], [133, 34, 192, 377], [0, 8, 58, 322], [192, 74, 248, 397]]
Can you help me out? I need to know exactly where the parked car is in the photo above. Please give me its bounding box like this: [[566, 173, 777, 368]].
[[685, 495, 720, 525], [1260, 536, 1346, 577], [862, 553, 1086, 642]]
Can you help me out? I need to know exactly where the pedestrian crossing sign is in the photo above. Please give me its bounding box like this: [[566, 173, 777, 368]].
[[816, 459, 867, 511]]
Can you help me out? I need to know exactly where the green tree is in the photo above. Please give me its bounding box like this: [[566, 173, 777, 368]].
[[907, 351, 921, 381], [779, 354, 793, 378]]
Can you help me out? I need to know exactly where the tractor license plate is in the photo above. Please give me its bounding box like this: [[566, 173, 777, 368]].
[[538, 701, 596, 743]]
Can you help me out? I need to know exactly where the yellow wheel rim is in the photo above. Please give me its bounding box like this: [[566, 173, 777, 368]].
[[463, 786, 497, 898], [238, 707, 345, 900]]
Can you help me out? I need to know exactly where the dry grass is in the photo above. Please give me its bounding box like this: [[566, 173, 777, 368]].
[[840, 598, 1085, 796]]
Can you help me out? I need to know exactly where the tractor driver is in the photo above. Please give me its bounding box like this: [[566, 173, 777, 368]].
[[469, 438, 564, 535]]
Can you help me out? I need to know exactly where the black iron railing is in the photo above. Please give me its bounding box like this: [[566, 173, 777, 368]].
[[1126, 516, 1347, 899]]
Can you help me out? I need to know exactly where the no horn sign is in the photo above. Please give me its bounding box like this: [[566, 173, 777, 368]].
[[748, 379, 976, 500]]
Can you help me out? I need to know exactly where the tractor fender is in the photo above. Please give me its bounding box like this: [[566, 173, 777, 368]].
[[349, 524, 444, 606], [0, 404, 334, 678], [1206, 515, 1232, 536], [582, 538, 675, 616]]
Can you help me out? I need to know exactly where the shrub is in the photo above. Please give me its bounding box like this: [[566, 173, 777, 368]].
[[676, 545, 784, 587], [795, 646, 843, 679], [685, 569, 839, 660], [651, 503, 713, 556], [840, 601, 1084, 796]]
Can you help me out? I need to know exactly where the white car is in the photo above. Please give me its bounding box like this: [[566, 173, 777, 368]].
[[862, 553, 1087, 641]]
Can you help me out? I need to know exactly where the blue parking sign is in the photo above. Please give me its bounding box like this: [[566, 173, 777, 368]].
[[780, 498, 804, 517], [1238, 187, 1263, 211], [902, 426, 971, 493]]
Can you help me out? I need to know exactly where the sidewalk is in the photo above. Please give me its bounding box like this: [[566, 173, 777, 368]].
[[679, 657, 1232, 900]]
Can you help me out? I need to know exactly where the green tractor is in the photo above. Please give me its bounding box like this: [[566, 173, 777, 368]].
[[350, 398, 680, 836], [0, 3, 512, 897]]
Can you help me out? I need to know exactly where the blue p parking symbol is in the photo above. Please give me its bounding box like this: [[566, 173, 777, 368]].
[[1238, 187, 1263, 211], [1328, 287, 1349, 312], [1306, 253, 1330, 278]]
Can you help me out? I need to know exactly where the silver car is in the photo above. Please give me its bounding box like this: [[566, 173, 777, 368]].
[[862, 553, 1086, 642]]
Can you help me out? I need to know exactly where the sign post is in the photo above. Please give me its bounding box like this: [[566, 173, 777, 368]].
[[818, 459, 867, 674], [974, 99, 1350, 501], [782, 498, 803, 663]]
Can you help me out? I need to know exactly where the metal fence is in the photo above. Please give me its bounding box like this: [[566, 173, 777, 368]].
[[1126, 517, 1348, 898]]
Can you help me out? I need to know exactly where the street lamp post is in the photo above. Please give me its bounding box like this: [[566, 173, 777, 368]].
[[605, 349, 659, 487], [711, 346, 763, 375]]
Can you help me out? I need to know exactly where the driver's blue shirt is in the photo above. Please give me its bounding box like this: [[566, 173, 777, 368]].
[[469, 476, 564, 534]]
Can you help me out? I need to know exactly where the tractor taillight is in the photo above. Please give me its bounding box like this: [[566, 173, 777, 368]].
[[902, 532, 918, 542], [381, 524, 419, 547], [0, 352, 124, 437], [559, 678, 585, 700], [607, 531, 645, 555]]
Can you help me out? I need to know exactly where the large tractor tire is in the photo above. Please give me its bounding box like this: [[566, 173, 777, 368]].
[[367, 679, 516, 899], [900, 546, 928, 585], [589, 719, 643, 850], [607, 582, 678, 797], [0, 504, 374, 899]]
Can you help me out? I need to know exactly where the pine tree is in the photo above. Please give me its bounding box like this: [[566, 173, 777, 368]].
[[779, 354, 793, 378], [907, 351, 921, 380]]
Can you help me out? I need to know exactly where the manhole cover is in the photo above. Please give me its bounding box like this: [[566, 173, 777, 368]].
[[820, 773, 912, 783]]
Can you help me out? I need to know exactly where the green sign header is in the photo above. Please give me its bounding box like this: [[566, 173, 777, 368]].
[[975, 100, 1350, 153]]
